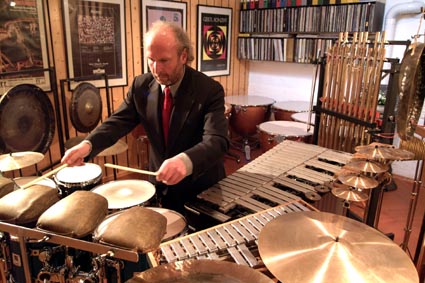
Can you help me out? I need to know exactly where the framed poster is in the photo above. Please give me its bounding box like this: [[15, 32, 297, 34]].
[[63, 0, 127, 89], [197, 5, 232, 77], [141, 0, 187, 73], [0, 0, 50, 91]]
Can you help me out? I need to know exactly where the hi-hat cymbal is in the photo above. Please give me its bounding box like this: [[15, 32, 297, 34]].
[[331, 184, 369, 202], [98, 140, 128, 157], [0, 151, 44, 172], [356, 145, 415, 161], [258, 211, 419, 283], [344, 159, 389, 174], [337, 173, 379, 189], [354, 142, 393, 152], [91, 180, 155, 210], [126, 259, 274, 283]]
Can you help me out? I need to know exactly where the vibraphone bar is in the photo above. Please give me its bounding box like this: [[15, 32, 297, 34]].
[[186, 141, 352, 228], [149, 200, 314, 268]]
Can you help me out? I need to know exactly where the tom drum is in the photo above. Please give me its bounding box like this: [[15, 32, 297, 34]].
[[273, 100, 311, 121], [146, 207, 188, 242], [226, 95, 275, 137], [258, 121, 314, 152], [54, 163, 102, 197]]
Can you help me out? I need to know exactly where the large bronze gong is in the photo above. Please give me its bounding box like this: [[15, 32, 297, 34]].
[[70, 82, 102, 133], [0, 84, 55, 154]]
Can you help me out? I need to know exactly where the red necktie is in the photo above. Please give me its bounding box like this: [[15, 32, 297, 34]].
[[162, 86, 172, 143]]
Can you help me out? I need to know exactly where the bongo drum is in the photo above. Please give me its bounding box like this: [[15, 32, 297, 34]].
[[226, 95, 275, 137], [54, 163, 102, 197], [273, 100, 311, 121], [258, 121, 314, 152]]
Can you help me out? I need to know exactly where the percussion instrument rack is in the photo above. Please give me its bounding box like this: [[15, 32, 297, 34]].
[[0, 221, 139, 283], [185, 140, 352, 231]]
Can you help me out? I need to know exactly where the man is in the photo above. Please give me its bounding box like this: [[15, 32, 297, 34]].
[[62, 21, 229, 214]]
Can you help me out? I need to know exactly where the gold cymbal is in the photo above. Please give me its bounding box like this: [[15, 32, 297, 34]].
[[356, 145, 415, 161], [331, 184, 369, 202], [354, 142, 393, 152], [344, 159, 389, 174], [98, 140, 128, 157], [258, 211, 419, 283], [0, 151, 44, 172], [337, 173, 379, 189], [127, 259, 274, 283]]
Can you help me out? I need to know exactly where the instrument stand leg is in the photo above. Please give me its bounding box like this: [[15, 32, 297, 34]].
[[400, 159, 423, 257], [230, 136, 259, 161]]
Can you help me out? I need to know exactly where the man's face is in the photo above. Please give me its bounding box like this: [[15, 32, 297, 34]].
[[146, 32, 187, 86]]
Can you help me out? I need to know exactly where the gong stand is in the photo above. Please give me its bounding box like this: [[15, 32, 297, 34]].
[[0, 67, 65, 173]]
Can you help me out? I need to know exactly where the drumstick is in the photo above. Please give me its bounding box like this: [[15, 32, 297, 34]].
[[20, 164, 68, 189], [104, 163, 158, 176]]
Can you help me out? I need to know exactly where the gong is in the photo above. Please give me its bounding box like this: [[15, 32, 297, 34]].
[[0, 84, 55, 154], [70, 82, 102, 133]]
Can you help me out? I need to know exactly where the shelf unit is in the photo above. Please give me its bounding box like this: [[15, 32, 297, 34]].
[[238, 1, 385, 62]]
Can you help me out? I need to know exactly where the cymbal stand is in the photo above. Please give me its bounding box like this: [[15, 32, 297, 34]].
[[400, 157, 423, 257]]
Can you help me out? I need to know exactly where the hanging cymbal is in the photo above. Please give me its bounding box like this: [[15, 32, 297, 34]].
[[126, 259, 274, 283], [344, 159, 389, 174], [64, 136, 86, 150], [356, 145, 415, 161], [0, 151, 44, 172], [258, 211, 419, 283], [331, 185, 369, 202], [337, 173, 379, 189], [98, 140, 128, 157]]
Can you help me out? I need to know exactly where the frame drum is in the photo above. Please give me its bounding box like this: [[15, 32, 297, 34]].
[[258, 121, 314, 152], [273, 101, 311, 121], [54, 163, 102, 197], [226, 95, 275, 137]]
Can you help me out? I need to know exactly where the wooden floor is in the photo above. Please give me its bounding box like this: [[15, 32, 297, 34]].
[[224, 144, 425, 269]]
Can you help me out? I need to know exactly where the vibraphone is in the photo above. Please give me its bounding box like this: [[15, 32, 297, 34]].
[[185, 140, 353, 230], [148, 200, 314, 268]]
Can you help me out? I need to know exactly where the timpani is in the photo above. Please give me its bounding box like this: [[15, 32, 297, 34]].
[[225, 95, 275, 137], [291, 112, 316, 126], [273, 100, 312, 121], [258, 121, 314, 152]]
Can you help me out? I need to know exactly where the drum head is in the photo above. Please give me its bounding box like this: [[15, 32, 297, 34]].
[[91, 179, 156, 210], [70, 82, 102, 133], [146, 207, 187, 241], [0, 84, 55, 154], [55, 163, 102, 185], [259, 121, 313, 137]]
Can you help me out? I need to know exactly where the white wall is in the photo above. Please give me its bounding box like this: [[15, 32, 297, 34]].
[[247, 0, 425, 178]]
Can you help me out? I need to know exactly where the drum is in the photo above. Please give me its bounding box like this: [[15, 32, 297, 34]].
[[91, 179, 156, 211], [273, 100, 311, 121], [226, 95, 275, 137], [258, 121, 314, 152], [54, 163, 102, 197], [146, 207, 188, 242], [291, 112, 316, 126], [13, 176, 57, 190]]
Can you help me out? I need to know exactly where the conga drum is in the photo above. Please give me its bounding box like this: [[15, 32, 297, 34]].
[[258, 121, 314, 152], [273, 100, 311, 121], [226, 95, 275, 137]]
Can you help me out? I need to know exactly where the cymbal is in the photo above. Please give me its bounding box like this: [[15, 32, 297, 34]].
[[354, 142, 393, 152], [356, 145, 415, 161], [331, 184, 369, 202], [0, 151, 44, 171], [98, 140, 128, 157], [258, 211, 419, 283], [344, 159, 389, 174], [91, 179, 155, 210], [337, 173, 379, 189], [126, 259, 274, 283]]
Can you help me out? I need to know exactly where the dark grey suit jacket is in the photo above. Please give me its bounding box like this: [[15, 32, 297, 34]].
[[87, 66, 229, 212]]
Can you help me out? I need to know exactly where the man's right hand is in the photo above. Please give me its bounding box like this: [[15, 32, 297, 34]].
[[61, 140, 92, 166]]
